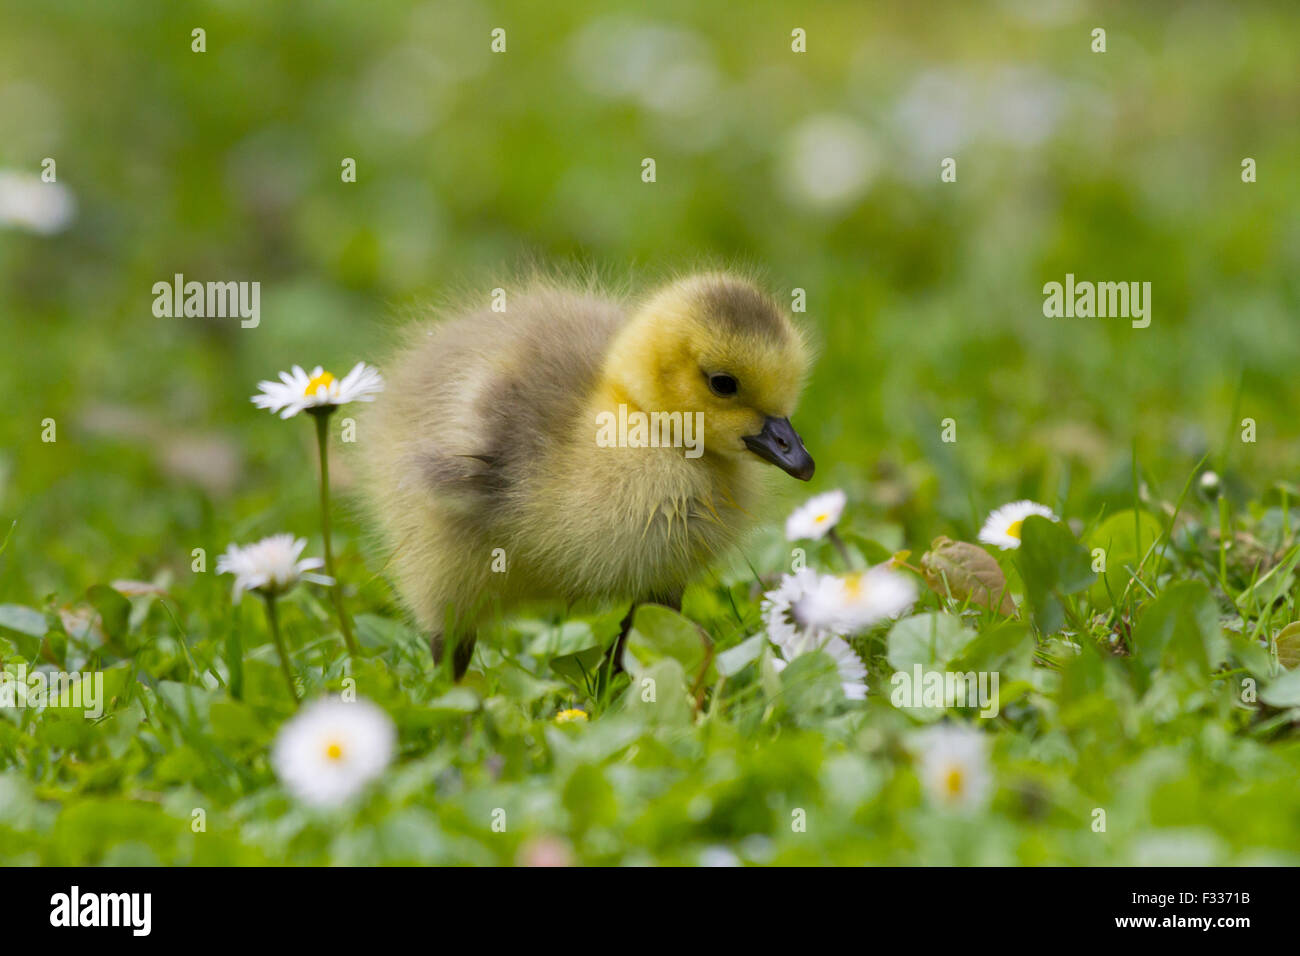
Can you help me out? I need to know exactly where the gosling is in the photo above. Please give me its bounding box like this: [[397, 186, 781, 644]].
[[360, 273, 814, 678]]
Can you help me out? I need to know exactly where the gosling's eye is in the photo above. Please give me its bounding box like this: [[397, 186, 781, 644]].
[[708, 373, 739, 397]]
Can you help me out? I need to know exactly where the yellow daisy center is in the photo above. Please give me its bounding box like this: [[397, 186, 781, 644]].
[[1005, 519, 1024, 540], [814, 513, 830, 524], [324, 739, 345, 762], [842, 572, 866, 599], [305, 371, 335, 397], [556, 708, 588, 724], [944, 765, 965, 797]]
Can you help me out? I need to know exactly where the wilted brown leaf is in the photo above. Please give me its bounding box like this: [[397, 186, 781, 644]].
[[920, 536, 1016, 616]]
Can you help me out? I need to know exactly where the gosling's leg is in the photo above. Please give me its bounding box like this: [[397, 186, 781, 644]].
[[431, 630, 477, 681], [603, 591, 684, 679], [607, 604, 636, 676]]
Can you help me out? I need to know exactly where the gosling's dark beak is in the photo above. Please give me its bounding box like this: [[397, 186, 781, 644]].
[[743, 416, 815, 481]]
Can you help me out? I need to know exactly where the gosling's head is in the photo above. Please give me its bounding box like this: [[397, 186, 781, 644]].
[[604, 273, 815, 480]]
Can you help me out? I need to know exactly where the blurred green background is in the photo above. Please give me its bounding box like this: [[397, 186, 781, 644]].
[[3, 0, 1298, 601]]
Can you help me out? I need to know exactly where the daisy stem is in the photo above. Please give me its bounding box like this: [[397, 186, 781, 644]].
[[828, 527, 855, 569], [262, 593, 299, 704], [314, 410, 359, 657]]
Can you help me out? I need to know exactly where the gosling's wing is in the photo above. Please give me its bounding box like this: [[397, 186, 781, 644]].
[[366, 284, 623, 507]]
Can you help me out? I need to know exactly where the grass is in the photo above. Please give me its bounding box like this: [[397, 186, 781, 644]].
[[2, 450, 1299, 865], [3, 1, 1300, 865]]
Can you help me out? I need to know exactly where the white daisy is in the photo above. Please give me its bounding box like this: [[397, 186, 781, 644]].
[[761, 568, 839, 651], [216, 534, 333, 601], [977, 500, 1058, 550], [772, 633, 869, 701], [807, 565, 917, 633], [784, 489, 847, 541], [272, 697, 396, 808], [913, 724, 993, 814], [252, 362, 384, 419]]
